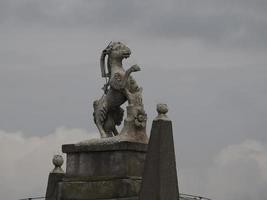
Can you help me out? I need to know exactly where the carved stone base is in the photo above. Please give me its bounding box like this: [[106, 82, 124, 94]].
[[119, 105, 148, 144], [53, 140, 147, 200]]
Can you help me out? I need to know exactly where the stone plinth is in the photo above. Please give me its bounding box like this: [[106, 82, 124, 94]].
[[119, 105, 148, 144], [57, 140, 147, 200]]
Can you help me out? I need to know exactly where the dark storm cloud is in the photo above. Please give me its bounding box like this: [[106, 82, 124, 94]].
[[1, 0, 267, 49]]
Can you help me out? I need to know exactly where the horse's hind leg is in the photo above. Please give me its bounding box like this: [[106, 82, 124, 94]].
[[113, 127, 119, 136], [93, 100, 108, 138], [96, 121, 108, 138], [94, 112, 108, 138]]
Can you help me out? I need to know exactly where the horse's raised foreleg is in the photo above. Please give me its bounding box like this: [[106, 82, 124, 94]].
[[121, 65, 141, 87]]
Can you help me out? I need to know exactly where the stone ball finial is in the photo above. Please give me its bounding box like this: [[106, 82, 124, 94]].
[[155, 103, 170, 121], [53, 154, 64, 167], [52, 154, 64, 173], [157, 103, 168, 115]]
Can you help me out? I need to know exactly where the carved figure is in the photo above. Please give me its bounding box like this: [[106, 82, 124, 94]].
[[93, 42, 142, 138]]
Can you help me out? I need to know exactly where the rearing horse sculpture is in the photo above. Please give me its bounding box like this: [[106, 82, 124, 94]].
[[93, 42, 141, 138]]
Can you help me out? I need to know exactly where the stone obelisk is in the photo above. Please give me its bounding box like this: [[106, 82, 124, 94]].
[[139, 104, 180, 200]]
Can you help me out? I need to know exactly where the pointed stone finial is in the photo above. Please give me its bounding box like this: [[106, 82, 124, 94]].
[[52, 154, 64, 173], [155, 103, 169, 121], [139, 103, 179, 200]]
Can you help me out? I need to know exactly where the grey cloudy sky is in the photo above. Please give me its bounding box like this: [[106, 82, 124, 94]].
[[0, 0, 267, 200]]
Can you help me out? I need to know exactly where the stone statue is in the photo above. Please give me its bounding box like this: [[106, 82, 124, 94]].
[[93, 41, 148, 143]]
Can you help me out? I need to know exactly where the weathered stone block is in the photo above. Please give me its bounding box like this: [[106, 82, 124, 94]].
[[57, 140, 147, 200], [59, 178, 141, 200], [46, 173, 64, 200], [62, 141, 147, 178]]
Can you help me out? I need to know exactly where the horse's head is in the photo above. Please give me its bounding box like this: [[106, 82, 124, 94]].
[[100, 41, 131, 77], [104, 42, 131, 60]]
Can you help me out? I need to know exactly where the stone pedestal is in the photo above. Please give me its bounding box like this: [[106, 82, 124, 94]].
[[119, 105, 148, 144], [57, 140, 147, 200]]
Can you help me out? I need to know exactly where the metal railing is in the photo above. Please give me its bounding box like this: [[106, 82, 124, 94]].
[[180, 193, 212, 200], [19, 193, 212, 200], [19, 197, 45, 200]]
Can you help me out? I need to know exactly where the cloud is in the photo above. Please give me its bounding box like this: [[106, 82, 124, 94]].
[[207, 140, 267, 200], [179, 140, 267, 200], [0, 128, 97, 200], [1, 127, 266, 200]]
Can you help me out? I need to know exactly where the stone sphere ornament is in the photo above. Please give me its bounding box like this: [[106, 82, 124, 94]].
[[157, 103, 168, 115], [52, 154, 64, 173], [53, 154, 64, 167], [155, 103, 169, 121]]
